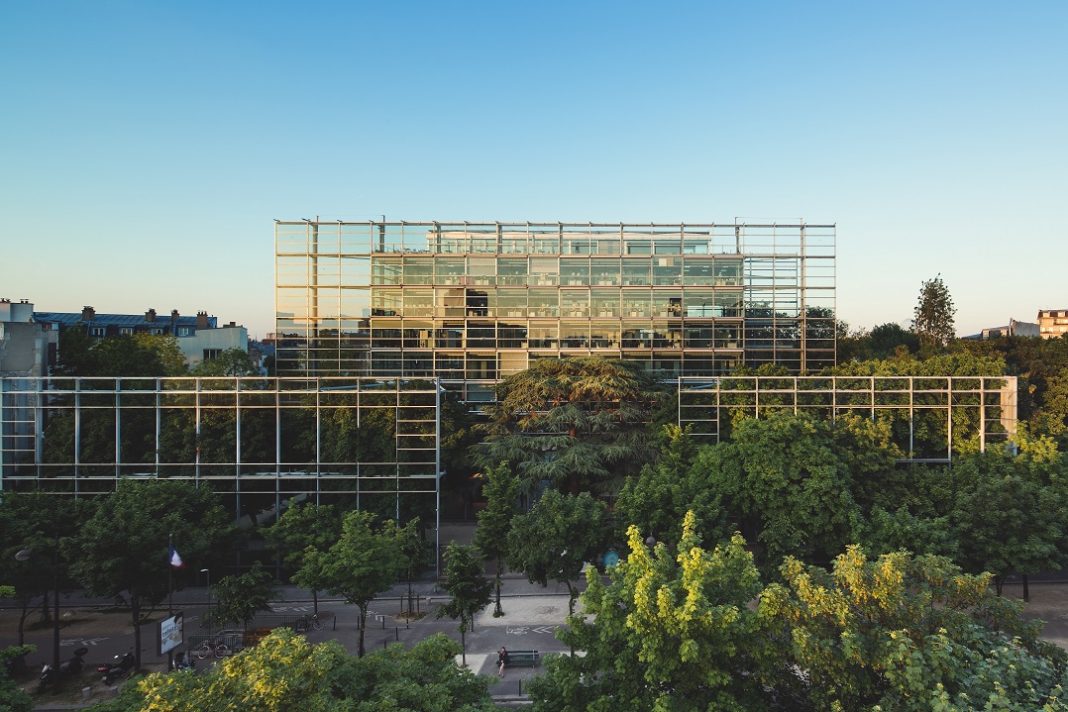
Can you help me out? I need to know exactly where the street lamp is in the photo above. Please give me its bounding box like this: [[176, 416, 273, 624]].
[[15, 545, 60, 672]]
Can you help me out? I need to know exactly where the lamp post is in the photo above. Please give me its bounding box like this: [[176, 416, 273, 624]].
[[15, 544, 60, 672], [200, 568, 211, 634]]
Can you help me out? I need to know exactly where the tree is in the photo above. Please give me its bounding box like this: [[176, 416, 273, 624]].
[[530, 512, 772, 712], [436, 543, 492, 666], [473, 463, 520, 616], [207, 562, 278, 631], [192, 348, 258, 376], [475, 357, 664, 494], [507, 490, 608, 616], [263, 502, 342, 614], [0, 493, 87, 648], [87, 630, 496, 712], [69, 480, 233, 670], [296, 510, 402, 657], [912, 274, 956, 350], [760, 546, 1068, 711], [396, 517, 429, 617], [0, 644, 33, 712]]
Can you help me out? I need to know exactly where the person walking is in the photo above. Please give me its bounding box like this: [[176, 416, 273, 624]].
[[497, 646, 508, 677]]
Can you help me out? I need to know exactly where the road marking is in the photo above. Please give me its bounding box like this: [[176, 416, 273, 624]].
[[61, 637, 108, 647], [505, 625, 558, 635], [531, 625, 557, 635], [270, 605, 310, 613]]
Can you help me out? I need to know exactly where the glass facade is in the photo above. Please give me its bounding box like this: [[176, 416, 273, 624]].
[[275, 222, 836, 399]]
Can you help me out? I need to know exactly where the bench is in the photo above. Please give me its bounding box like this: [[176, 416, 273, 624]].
[[505, 649, 540, 667]]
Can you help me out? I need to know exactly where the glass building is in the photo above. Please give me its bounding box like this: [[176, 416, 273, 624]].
[[275, 221, 836, 401]]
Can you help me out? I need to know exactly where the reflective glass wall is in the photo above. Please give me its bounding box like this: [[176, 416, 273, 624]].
[[276, 222, 835, 399]]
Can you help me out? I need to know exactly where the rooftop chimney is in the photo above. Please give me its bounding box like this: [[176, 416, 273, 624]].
[[145, 308, 157, 323], [196, 311, 209, 329], [81, 306, 95, 321]]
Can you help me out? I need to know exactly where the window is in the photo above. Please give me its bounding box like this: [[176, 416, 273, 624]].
[[203, 349, 222, 361]]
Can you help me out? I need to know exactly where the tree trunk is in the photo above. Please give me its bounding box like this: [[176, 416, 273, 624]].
[[17, 598, 31, 646], [40, 591, 51, 624], [131, 596, 143, 671], [1023, 574, 1030, 602], [493, 572, 503, 617], [994, 575, 1004, 596], [357, 605, 366, 658], [312, 589, 319, 616], [460, 625, 467, 666]]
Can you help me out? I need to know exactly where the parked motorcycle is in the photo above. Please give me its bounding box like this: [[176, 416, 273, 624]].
[[36, 647, 88, 691], [98, 651, 135, 686]]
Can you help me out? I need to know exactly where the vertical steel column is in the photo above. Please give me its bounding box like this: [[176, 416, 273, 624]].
[[979, 377, 986, 453], [799, 223, 807, 372], [435, 380, 442, 578], [74, 380, 81, 486], [275, 381, 282, 518], [909, 376, 915, 458], [947, 377, 953, 461], [114, 379, 121, 482], [310, 221, 319, 374], [0, 378, 5, 491], [34, 379, 43, 481], [195, 379, 201, 485], [155, 378, 161, 476], [234, 377, 241, 521], [315, 378, 321, 507]]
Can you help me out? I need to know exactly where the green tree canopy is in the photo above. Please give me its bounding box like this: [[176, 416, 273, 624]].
[[507, 490, 608, 616], [436, 543, 492, 665], [296, 509, 403, 657], [68, 480, 233, 669], [912, 274, 957, 351], [476, 357, 664, 494], [473, 463, 520, 616], [263, 502, 343, 613], [207, 561, 278, 631]]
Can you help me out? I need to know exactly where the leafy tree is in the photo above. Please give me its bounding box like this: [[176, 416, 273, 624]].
[[87, 630, 495, 712], [476, 357, 664, 494], [473, 463, 520, 616], [58, 331, 187, 377], [263, 502, 342, 614], [207, 562, 277, 631], [951, 448, 1068, 598], [692, 412, 862, 571], [530, 512, 772, 712], [192, 348, 258, 376], [912, 274, 957, 350], [436, 543, 492, 665], [69, 480, 233, 670], [0, 493, 88, 647], [615, 424, 726, 546], [296, 510, 402, 657], [0, 644, 33, 712], [507, 490, 608, 616], [761, 546, 1068, 711], [396, 517, 429, 618]]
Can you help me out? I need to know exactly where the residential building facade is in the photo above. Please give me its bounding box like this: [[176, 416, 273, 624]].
[[1038, 309, 1068, 339], [275, 220, 836, 401]]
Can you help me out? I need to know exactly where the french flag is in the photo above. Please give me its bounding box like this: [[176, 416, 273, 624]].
[[169, 545, 184, 569]]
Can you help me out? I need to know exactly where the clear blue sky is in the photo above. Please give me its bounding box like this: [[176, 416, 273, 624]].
[[2, 1, 1065, 338]]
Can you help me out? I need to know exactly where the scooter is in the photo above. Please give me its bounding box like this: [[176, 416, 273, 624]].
[[36, 647, 88, 692], [98, 651, 135, 686]]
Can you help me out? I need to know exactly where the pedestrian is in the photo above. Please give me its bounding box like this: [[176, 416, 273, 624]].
[[497, 646, 508, 677]]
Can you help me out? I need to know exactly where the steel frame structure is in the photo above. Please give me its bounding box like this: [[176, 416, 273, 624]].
[[677, 375, 1018, 462], [0, 376, 443, 563], [275, 220, 836, 400]]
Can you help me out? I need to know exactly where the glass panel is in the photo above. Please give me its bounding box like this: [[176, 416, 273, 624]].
[[528, 323, 558, 348], [591, 289, 619, 317], [590, 322, 620, 349], [563, 233, 591, 255], [403, 289, 433, 317], [465, 289, 493, 317], [467, 322, 496, 348], [530, 257, 559, 286], [469, 257, 495, 285], [499, 351, 528, 375], [528, 289, 558, 317], [372, 257, 401, 285], [498, 321, 528, 348], [435, 257, 465, 285], [715, 323, 742, 348], [653, 292, 683, 318], [435, 323, 464, 348], [402, 321, 433, 348], [684, 324, 715, 348], [560, 259, 590, 286], [653, 256, 682, 285], [497, 289, 527, 317], [715, 259, 743, 286], [683, 257, 715, 286], [437, 288, 466, 318], [371, 289, 401, 316], [561, 291, 589, 317], [560, 321, 589, 348], [622, 320, 652, 348], [684, 289, 716, 317], [533, 232, 559, 254], [623, 258, 650, 286], [591, 258, 620, 285], [403, 257, 433, 285], [466, 354, 497, 379], [622, 289, 651, 318], [276, 256, 308, 285], [498, 258, 527, 286], [435, 352, 464, 378]]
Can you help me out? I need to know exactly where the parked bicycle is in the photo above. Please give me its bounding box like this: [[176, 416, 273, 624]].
[[294, 613, 323, 633], [193, 638, 231, 660]]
